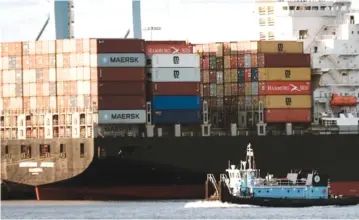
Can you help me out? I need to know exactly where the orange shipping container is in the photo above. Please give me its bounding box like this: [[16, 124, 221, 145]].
[[264, 109, 311, 123], [259, 81, 311, 95], [253, 41, 304, 53], [264, 95, 312, 108]]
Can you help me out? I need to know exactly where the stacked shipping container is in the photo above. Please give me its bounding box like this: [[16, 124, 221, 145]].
[[194, 40, 312, 127], [95, 39, 147, 125], [147, 52, 201, 124]]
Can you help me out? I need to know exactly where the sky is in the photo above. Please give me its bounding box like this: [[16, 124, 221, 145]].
[[0, 0, 358, 43]]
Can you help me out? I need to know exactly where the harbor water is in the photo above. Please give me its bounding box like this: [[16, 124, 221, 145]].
[[1, 200, 359, 219]]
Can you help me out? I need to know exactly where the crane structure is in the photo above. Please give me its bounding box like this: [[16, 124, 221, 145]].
[[37, 0, 141, 40]]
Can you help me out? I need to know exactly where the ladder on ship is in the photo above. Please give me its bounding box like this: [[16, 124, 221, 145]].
[[205, 174, 220, 200]]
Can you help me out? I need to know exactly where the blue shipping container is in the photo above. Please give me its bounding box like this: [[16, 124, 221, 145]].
[[251, 68, 258, 81], [152, 95, 201, 110], [152, 110, 201, 124]]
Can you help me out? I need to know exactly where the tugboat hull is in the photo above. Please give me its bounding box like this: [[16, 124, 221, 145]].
[[223, 196, 359, 208]]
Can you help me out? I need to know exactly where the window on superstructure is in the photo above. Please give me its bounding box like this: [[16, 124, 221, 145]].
[[60, 144, 65, 153], [0, 116, 3, 127], [320, 6, 326, 11], [299, 30, 308, 39], [258, 6, 265, 15], [259, 18, 266, 26], [20, 145, 31, 159], [312, 6, 319, 11], [40, 144, 51, 158], [282, 6, 288, 10], [289, 6, 295, 10], [305, 6, 310, 10], [80, 143, 85, 158], [5, 145, 8, 155], [268, 32, 275, 40], [267, 6, 274, 15], [268, 17, 275, 26]]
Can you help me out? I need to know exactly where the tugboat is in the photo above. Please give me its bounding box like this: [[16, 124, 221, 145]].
[[205, 144, 359, 207]]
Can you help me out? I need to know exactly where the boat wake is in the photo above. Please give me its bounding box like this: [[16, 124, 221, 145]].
[[184, 200, 256, 208]]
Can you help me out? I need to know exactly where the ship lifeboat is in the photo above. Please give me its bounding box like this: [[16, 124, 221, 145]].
[[330, 94, 358, 107]]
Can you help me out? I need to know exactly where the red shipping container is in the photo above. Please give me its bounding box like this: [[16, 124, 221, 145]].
[[145, 44, 193, 54], [259, 81, 311, 95], [202, 84, 210, 97], [237, 54, 245, 68], [202, 57, 210, 69], [209, 71, 217, 83], [151, 82, 200, 96], [244, 68, 251, 82], [98, 82, 145, 96], [90, 39, 145, 53], [257, 53, 311, 68], [264, 109, 311, 123], [146, 40, 187, 45], [96, 67, 146, 82], [98, 95, 146, 110], [7, 42, 22, 56], [230, 56, 238, 68], [223, 42, 231, 55]]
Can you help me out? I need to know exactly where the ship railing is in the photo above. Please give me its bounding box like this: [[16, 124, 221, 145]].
[[261, 179, 308, 186]]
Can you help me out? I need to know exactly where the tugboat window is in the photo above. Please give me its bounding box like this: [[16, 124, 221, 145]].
[[80, 143, 85, 158]]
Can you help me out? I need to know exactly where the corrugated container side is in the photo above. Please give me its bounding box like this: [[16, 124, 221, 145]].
[[264, 108, 311, 123], [259, 81, 311, 95], [148, 54, 200, 68], [98, 95, 146, 110], [152, 95, 200, 110], [95, 53, 146, 67], [150, 67, 200, 82], [145, 44, 193, 54], [91, 39, 145, 53], [244, 82, 252, 96], [98, 82, 146, 96], [151, 82, 200, 96], [264, 95, 312, 108], [258, 67, 311, 81], [146, 40, 187, 44], [256, 41, 304, 53], [95, 67, 146, 81], [251, 82, 259, 95], [258, 53, 311, 68], [152, 109, 201, 124]]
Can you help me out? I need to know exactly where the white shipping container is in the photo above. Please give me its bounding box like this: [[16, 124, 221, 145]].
[[76, 67, 84, 80], [23, 83, 30, 97], [83, 81, 91, 95], [83, 67, 91, 80], [2, 57, 8, 69], [63, 39, 71, 53], [150, 68, 201, 82], [69, 39, 77, 53], [48, 41, 56, 54], [98, 110, 146, 124], [49, 68, 56, 82], [49, 96, 57, 109], [244, 54, 251, 68], [3, 70, 16, 83], [9, 97, 23, 109], [56, 54, 64, 68], [149, 54, 200, 68], [77, 95, 84, 107], [3, 84, 15, 97], [29, 41, 36, 54], [78, 53, 91, 67], [22, 69, 36, 83], [69, 67, 77, 81], [30, 83, 37, 97], [30, 97, 37, 110], [70, 53, 77, 67], [43, 83, 50, 96]]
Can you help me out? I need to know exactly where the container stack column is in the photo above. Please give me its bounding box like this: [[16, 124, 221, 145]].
[[147, 53, 201, 137], [94, 39, 147, 138], [255, 41, 312, 135], [0, 42, 24, 140]]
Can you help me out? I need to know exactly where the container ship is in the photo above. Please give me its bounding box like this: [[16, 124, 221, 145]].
[[1, 0, 359, 200]]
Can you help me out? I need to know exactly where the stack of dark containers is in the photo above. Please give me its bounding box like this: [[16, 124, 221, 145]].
[[95, 39, 147, 136]]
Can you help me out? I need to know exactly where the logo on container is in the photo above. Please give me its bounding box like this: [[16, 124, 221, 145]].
[[104, 113, 141, 120], [284, 70, 291, 78], [285, 97, 292, 105], [278, 43, 284, 52], [103, 57, 139, 64]]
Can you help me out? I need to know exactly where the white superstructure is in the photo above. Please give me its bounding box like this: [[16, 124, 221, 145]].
[[256, 0, 359, 131]]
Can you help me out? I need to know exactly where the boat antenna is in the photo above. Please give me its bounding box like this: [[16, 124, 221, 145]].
[[246, 143, 255, 170]]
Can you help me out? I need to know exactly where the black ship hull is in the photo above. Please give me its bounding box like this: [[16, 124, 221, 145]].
[[3, 135, 359, 200]]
